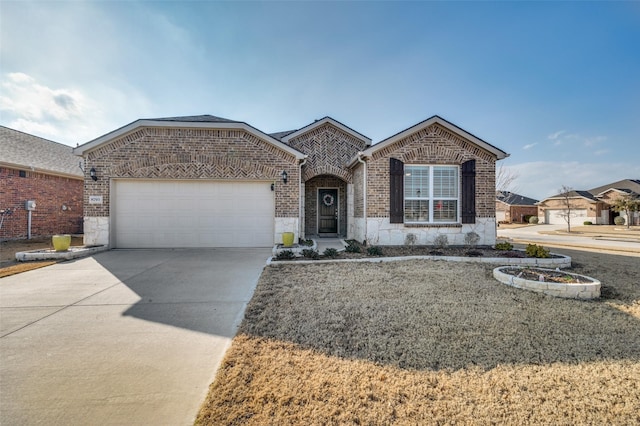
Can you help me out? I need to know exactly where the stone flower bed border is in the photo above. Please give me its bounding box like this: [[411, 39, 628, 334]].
[[493, 266, 600, 299], [15, 245, 109, 262]]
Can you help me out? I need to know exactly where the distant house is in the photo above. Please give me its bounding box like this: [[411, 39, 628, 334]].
[[0, 126, 84, 240], [537, 179, 640, 226], [495, 191, 538, 224]]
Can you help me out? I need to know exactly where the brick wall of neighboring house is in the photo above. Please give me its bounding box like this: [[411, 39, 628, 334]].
[[0, 167, 83, 240], [287, 123, 368, 183], [82, 127, 301, 218], [509, 206, 538, 223], [304, 176, 347, 236], [366, 123, 496, 218]]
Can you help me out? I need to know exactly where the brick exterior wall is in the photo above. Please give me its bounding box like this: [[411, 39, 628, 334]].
[[366, 123, 496, 219], [287, 123, 368, 183], [0, 167, 83, 240], [82, 127, 300, 218], [353, 163, 364, 218], [497, 202, 538, 223], [304, 176, 347, 236]]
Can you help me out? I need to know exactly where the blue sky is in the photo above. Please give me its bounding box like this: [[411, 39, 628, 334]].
[[1, 1, 639, 200]]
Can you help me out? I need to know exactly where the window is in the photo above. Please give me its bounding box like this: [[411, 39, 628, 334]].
[[404, 165, 459, 223]]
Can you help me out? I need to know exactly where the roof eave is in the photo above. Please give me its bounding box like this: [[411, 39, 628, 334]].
[[73, 120, 306, 160], [363, 115, 509, 160], [0, 161, 83, 180]]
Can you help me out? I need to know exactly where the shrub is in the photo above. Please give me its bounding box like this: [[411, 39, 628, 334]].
[[614, 216, 625, 226], [299, 239, 314, 246], [405, 233, 417, 246], [529, 216, 539, 224], [275, 250, 295, 260], [433, 234, 449, 249], [583, 221, 593, 226], [345, 242, 362, 253], [323, 248, 338, 258], [301, 249, 320, 259], [525, 244, 550, 258], [367, 246, 384, 256], [494, 241, 514, 251], [464, 232, 480, 248], [523, 215, 533, 223]]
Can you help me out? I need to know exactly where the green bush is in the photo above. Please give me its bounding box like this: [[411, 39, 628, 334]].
[[433, 234, 449, 249], [367, 246, 384, 256], [614, 216, 626, 226], [494, 241, 514, 251], [323, 248, 338, 258], [525, 244, 550, 258], [301, 249, 320, 259], [345, 242, 361, 253], [583, 221, 593, 226], [529, 216, 539, 224], [275, 250, 295, 260]]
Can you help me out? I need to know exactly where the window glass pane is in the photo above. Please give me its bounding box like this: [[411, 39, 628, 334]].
[[433, 200, 457, 222], [433, 167, 458, 198], [405, 166, 429, 198], [405, 199, 429, 222]]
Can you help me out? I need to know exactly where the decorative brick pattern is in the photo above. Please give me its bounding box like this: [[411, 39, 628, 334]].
[[287, 123, 368, 183], [366, 123, 496, 218], [82, 127, 300, 218], [0, 167, 83, 239]]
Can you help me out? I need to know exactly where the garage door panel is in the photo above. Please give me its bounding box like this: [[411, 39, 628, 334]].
[[113, 180, 275, 248], [545, 209, 588, 225]]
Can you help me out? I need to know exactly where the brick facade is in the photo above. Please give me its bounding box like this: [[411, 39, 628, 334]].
[[83, 127, 300, 218], [366, 123, 496, 218], [0, 167, 83, 240]]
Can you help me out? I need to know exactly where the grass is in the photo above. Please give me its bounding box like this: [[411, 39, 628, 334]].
[[197, 249, 640, 425], [0, 261, 57, 278]]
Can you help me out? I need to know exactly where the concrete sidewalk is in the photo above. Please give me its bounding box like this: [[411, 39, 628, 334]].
[[0, 248, 270, 425]]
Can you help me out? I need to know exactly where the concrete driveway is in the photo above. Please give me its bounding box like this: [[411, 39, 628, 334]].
[[0, 248, 270, 425]]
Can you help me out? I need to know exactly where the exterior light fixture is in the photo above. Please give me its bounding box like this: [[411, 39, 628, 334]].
[[90, 167, 97, 181], [271, 183, 275, 191], [281, 170, 288, 184]]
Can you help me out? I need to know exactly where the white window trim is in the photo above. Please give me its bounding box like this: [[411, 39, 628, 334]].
[[404, 165, 460, 224]]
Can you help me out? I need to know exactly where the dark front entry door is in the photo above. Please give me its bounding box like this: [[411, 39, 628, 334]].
[[318, 189, 338, 234]]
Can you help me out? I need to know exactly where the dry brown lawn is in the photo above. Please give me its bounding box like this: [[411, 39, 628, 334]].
[[197, 249, 640, 425]]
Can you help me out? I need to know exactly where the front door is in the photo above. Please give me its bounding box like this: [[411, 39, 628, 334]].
[[318, 188, 338, 234]]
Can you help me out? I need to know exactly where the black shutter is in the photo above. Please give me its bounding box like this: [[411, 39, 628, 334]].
[[390, 158, 404, 223], [461, 160, 476, 224]]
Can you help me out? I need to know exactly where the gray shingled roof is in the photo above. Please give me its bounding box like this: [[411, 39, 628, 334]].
[[496, 191, 539, 206], [588, 179, 640, 196], [146, 114, 240, 123], [269, 130, 297, 141], [546, 190, 600, 201], [0, 126, 82, 178]]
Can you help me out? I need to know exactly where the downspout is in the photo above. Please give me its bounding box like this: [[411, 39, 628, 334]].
[[357, 152, 367, 244], [298, 156, 308, 240]]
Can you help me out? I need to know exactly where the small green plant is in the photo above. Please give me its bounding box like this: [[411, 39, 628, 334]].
[[614, 216, 625, 226], [345, 242, 362, 253], [433, 234, 449, 249], [583, 221, 593, 225], [494, 241, 513, 251], [529, 216, 539, 224], [367, 246, 384, 256], [323, 248, 338, 258], [275, 250, 295, 260], [525, 244, 550, 258], [302, 249, 319, 259], [405, 233, 417, 246], [298, 238, 314, 246]]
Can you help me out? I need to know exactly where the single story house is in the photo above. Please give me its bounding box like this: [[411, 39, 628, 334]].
[[537, 179, 640, 226], [495, 191, 538, 224], [0, 126, 83, 240], [73, 115, 508, 248]]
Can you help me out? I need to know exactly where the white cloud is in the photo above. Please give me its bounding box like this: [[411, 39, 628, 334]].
[[547, 130, 565, 140], [523, 143, 537, 150]]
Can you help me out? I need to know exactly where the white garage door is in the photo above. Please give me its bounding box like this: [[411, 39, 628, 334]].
[[545, 209, 588, 226], [112, 180, 274, 248]]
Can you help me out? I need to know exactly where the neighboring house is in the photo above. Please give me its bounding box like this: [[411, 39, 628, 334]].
[[73, 115, 508, 248], [0, 126, 83, 240], [537, 179, 640, 226], [495, 191, 538, 224]]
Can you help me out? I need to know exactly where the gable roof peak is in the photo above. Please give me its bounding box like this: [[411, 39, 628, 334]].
[[281, 116, 372, 145]]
